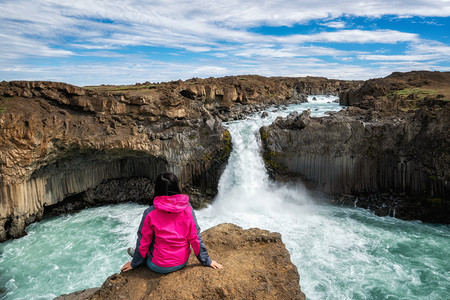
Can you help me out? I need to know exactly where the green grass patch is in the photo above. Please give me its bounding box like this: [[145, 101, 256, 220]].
[[84, 84, 157, 91], [110, 85, 157, 91], [392, 88, 442, 112], [391, 88, 437, 98], [221, 130, 232, 159], [0, 96, 13, 113]]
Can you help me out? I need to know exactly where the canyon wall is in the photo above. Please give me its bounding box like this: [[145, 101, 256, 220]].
[[261, 71, 450, 223], [0, 81, 230, 241], [0, 76, 355, 241]]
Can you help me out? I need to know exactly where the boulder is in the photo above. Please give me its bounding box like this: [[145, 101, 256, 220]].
[[58, 223, 305, 300]]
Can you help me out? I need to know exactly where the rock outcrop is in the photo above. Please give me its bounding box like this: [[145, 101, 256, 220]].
[[0, 81, 230, 241], [261, 71, 450, 223], [137, 75, 355, 109], [339, 70, 450, 106], [0, 76, 355, 242], [56, 223, 305, 300]]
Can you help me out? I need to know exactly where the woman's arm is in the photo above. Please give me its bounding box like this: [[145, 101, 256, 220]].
[[136, 214, 153, 259], [122, 206, 155, 271], [188, 207, 222, 269]]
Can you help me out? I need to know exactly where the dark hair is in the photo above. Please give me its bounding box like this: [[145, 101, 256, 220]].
[[154, 171, 181, 197]]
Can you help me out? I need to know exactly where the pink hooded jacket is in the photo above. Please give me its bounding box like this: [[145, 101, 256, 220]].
[[131, 194, 211, 268]]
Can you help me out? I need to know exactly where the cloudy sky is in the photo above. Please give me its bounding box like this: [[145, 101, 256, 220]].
[[1, 0, 449, 86]]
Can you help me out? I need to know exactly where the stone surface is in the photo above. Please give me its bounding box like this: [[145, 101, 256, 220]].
[[261, 71, 450, 223], [56, 288, 100, 300], [43, 177, 155, 217], [83, 223, 305, 300], [0, 76, 355, 241]]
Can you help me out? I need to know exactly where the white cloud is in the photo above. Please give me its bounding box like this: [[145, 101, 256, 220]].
[[359, 41, 450, 62], [0, 0, 436, 50], [0, 33, 74, 59], [0, 0, 449, 84], [275, 30, 419, 44], [322, 21, 346, 28], [409, 42, 450, 56], [358, 54, 439, 61], [193, 66, 229, 75], [235, 45, 363, 59]]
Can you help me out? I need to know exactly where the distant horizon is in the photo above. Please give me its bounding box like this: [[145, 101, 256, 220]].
[[4, 69, 449, 87], [1, 1, 449, 86]]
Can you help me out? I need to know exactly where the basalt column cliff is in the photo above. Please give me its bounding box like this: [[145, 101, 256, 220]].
[[261, 71, 450, 223], [0, 76, 356, 241], [0, 81, 232, 241]]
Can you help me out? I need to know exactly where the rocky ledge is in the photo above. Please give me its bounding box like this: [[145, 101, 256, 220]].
[[56, 223, 305, 300], [261, 71, 450, 223]]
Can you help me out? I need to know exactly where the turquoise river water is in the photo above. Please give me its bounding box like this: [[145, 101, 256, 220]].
[[0, 96, 449, 299]]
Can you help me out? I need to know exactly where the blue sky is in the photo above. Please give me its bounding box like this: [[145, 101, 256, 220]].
[[1, 0, 449, 86]]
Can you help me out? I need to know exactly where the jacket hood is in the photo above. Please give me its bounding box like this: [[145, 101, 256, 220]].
[[153, 194, 190, 213]]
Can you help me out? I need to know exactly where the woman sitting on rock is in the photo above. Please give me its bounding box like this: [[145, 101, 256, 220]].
[[121, 171, 222, 274]]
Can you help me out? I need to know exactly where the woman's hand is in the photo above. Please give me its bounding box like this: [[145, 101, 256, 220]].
[[209, 260, 223, 269], [121, 261, 134, 272]]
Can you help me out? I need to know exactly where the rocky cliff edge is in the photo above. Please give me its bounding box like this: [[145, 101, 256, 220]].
[[56, 223, 305, 300]]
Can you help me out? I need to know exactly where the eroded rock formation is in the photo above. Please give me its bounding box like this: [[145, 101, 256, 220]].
[[261, 71, 450, 223], [174, 75, 355, 108], [0, 76, 355, 241], [56, 223, 305, 300], [339, 70, 450, 106], [0, 81, 230, 241]]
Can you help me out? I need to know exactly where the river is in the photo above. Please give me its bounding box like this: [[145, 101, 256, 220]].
[[1, 96, 449, 299]]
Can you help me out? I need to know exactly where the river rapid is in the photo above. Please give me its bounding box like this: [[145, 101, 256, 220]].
[[1, 96, 449, 300]]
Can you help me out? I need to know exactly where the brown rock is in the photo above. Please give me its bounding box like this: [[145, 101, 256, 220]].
[[339, 70, 450, 107], [87, 223, 305, 300], [56, 288, 100, 300], [0, 81, 230, 241]]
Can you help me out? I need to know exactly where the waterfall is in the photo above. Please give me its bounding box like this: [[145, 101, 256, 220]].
[[211, 96, 337, 216]]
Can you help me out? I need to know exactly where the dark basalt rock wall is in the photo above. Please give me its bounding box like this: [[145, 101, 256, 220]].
[[261, 94, 449, 223]]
